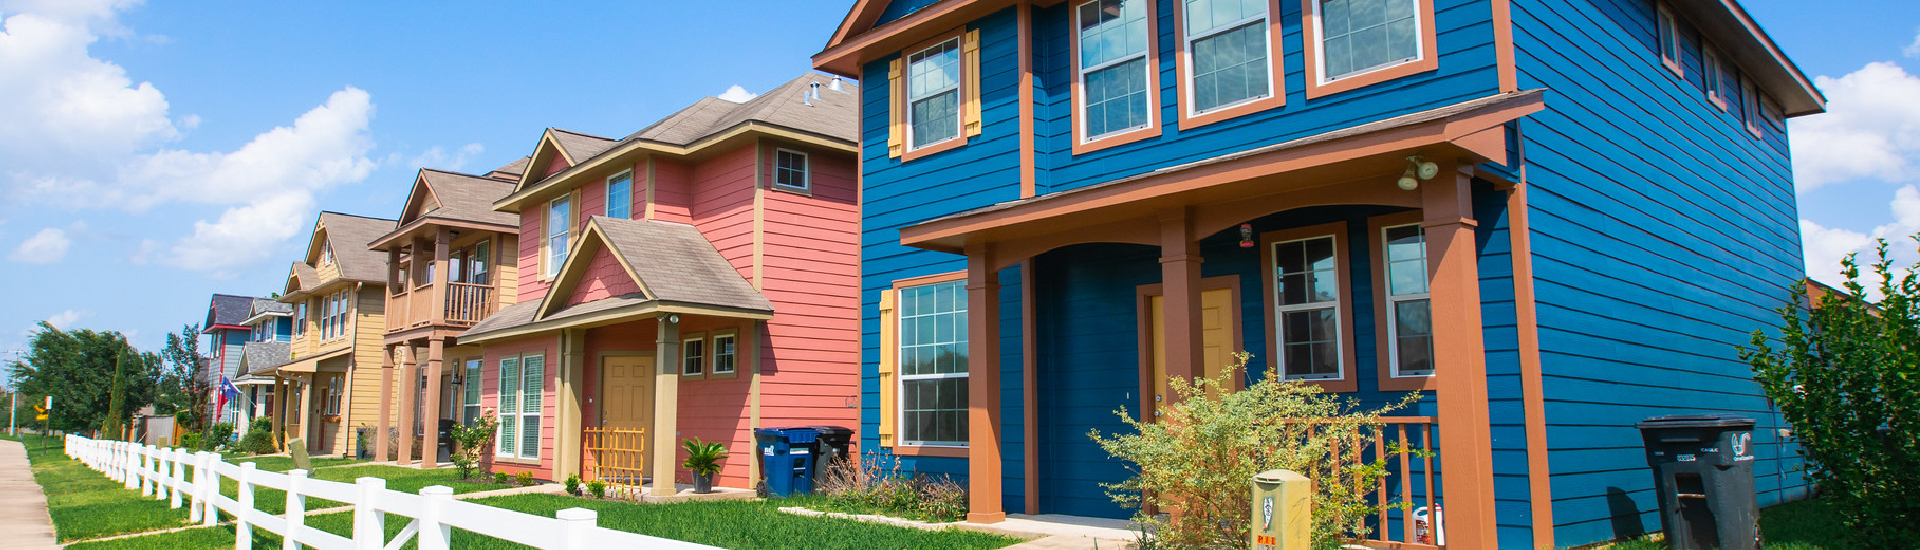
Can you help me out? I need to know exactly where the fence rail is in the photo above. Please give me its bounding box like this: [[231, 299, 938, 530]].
[[64, 434, 716, 550], [582, 427, 648, 499]]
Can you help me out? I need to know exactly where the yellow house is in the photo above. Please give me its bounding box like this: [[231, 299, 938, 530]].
[[266, 211, 398, 457]]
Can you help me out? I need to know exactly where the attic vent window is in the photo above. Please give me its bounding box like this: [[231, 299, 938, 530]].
[[774, 149, 810, 192]]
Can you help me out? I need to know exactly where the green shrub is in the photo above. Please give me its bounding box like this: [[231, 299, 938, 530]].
[[1089, 352, 1417, 550], [1743, 240, 1920, 547], [447, 412, 497, 479], [564, 473, 582, 495], [817, 453, 969, 522], [179, 432, 201, 450], [200, 422, 235, 451], [493, 471, 510, 484], [587, 479, 608, 499], [681, 437, 728, 477], [236, 418, 275, 454], [515, 470, 535, 486]]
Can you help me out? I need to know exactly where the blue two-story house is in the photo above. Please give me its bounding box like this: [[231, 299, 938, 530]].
[[813, 0, 1823, 547]]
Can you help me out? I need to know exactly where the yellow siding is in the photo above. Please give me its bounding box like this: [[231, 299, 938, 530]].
[[341, 284, 388, 457], [496, 235, 521, 306]]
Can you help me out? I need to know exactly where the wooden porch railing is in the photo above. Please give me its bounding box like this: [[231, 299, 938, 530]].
[[387, 289, 410, 332], [1337, 415, 1444, 550], [444, 282, 495, 326], [408, 285, 432, 328], [582, 427, 648, 499]]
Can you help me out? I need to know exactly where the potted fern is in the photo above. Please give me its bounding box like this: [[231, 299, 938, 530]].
[[681, 438, 728, 494]]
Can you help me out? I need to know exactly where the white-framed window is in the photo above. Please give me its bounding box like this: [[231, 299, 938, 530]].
[[1076, 0, 1153, 140], [906, 38, 963, 150], [294, 303, 306, 337], [712, 333, 738, 375], [462, 359, 482, 427], [470, 241, 491, 286], [898, 279, 968, 447], [1182, 0, 1272, 114], [1311, 0, 1423, 83], [606, 171, 633, 220], [774, 149, 810, 191], [323, 375, 343, 415], [1380, 224, 1432, 377], [681, 336, 707, 376], [495, 354, 544, 460], [320, 244, 333, 267], [546, 195, 571, 278], [1272, 235, 1344, 380]]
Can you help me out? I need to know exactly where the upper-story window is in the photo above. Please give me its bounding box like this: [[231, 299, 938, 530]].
[[606, 171, 632, 220], [546, 195, 571, 278], [1076, 0, 1154, 141], [1759, 92, 1786, 134], [1304, 0, 1436, 97], [470, 241, 491, 286], [294, 303, 306, 337], [1705, 44, 1734, 111], [1655, 4, 1681, 76], [320, 244, 333, 267], [774, 149, 810, 192], [1181, 0, 1273, 114], [907, 38, 963, 150]]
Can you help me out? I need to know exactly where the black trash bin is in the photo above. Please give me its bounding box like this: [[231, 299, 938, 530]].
[[437, 419, 457, 464], [1636, 414, 1760, 550], [807, 426, 856, 486]]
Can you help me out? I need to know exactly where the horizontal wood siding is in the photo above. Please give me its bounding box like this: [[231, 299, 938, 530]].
[[1512, 0, 1807, 546], [480, 335, 559, 481], [516, 205, 549, 304], [690, 145, 758, 282], [565, 246, 642, 307], [344, 285, 388, 458], [652, 158, 695, 224], [758, 144, 863, 446]]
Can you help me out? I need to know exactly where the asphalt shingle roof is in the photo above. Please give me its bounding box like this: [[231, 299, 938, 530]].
[[549, 128, 620, 163], [251, 298, 293, 317], [242, 341, 291, 375], [415, 169, 518, 226], [627, 73, 858, 145], [206, 294, 254, 328], [486, 157, 529, 181], [317, 212, 397, 283]]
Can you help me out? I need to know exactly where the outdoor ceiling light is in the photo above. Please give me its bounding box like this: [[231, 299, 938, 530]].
[[1398, 155, 1440, 191]]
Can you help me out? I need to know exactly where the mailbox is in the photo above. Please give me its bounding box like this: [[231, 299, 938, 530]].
[[1250, 469, 1310, 550]]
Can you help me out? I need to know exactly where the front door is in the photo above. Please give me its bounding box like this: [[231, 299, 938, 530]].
[[600, 354, 655, 475], [1149, 286, 1238, 407]]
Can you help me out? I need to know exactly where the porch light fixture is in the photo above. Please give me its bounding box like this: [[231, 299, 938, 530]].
[[1239, 223, 1255, 248], [450, 373, 463, 386], [1397, 155, 1440, 191]]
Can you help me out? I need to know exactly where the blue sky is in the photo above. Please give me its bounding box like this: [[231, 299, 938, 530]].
[[0, 0, 1914, 362]]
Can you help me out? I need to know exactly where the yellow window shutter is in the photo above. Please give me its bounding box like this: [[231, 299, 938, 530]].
[[887, 58, 905, 158], [963, 29, 983, 137], [877, 290, 897, 447]]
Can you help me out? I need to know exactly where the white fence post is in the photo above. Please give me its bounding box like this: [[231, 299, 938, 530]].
[[186, 449, 204, 523], [139, 445, 153, 497], [353, 477, 386, 550], [236, 461, 256, 550], [285, 469, 307, 550], [556, 508, 596, 550], [169, 447, 185, 509], [418, 486, 453, 550], [199, 451, 219, 526], [122, 442, 137, 489]]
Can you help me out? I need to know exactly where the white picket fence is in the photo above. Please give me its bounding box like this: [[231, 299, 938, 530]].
[[64, 434, 718, 550]]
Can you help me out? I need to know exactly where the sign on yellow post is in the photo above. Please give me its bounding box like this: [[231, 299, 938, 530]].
[[1251, 469, 1310, 550]]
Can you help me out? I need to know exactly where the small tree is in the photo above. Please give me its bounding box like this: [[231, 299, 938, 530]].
[[1742, 239, 1919, 546], [1091, 352, 1418, 550], [447, 410, 498, 479]]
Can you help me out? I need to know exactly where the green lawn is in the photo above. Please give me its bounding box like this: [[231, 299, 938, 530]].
[[68, 495, 1022, 550], [217, 464, 500, 515], [1601, 497, 1853, 550], [227, 455, 361, 472], [10, 434, 195, 542]]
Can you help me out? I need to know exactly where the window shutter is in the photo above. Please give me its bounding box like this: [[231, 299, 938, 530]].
[[963, 28, 983, 137], [877, 290, 897, 447], [887, 58, 905, 158]]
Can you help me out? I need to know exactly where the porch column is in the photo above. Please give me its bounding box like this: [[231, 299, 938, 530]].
[[397, 345, 418, 465], [1157, 208, 1203, 393], [387, 248, 402, 326], [271, 378, 287, 451], [965, 242, 1005, 524], [555, 329, 587, 480], [421, 338, 445, 468], [651, 316, 682, 496], [431, 227, 451, 325], [377, 345, 394, 461], [1424, 163, 1499, 548], [296, 375, 315, 452]]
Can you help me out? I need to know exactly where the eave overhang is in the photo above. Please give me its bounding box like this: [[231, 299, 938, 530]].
[[1669, 0, 1824, 116]]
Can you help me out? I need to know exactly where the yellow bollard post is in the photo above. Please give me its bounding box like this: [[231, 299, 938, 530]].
[[1251, 469, 1310, 550]]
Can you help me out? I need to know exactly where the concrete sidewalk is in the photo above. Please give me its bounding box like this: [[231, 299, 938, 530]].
[[0, 438, 60, 550]]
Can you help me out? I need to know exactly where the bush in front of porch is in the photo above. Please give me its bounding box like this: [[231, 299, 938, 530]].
[[1090, 352, 1419, 550]]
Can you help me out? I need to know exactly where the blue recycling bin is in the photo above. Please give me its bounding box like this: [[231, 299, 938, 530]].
[[754, 427, 819, 497]]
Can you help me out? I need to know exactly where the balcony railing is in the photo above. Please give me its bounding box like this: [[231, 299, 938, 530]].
[[386, 282, 497, 332], [444, 282, 495, 326]]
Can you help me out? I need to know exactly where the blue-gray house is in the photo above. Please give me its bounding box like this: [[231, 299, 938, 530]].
[[812, 0, 1823, 547]]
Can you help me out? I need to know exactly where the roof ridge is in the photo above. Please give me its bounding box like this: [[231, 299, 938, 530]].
[[319, 210, 397, 222], [550, 127, 617, 141]]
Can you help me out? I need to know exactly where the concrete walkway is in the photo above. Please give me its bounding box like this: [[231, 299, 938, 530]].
[[0, 439, 60, 550]]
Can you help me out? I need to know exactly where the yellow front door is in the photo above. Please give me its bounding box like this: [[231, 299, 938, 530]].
[[600, 354, 655, 473], [1150, 287, 1237, 407]]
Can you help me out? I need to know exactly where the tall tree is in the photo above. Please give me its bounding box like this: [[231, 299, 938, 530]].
[[7, 322, 161, 434], [158, 324, 208, 429]]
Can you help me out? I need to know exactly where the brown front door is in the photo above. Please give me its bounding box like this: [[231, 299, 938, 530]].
[[600, 354, 655, 473]]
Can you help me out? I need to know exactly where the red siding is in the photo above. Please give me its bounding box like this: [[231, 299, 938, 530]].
[[756, 145, 861, 431], [516, 207, 548, 303], [581, 318, 756, 487], [651, 159, 694, 223], [691, 145, 759, 281], [566, 246, 641, 306]]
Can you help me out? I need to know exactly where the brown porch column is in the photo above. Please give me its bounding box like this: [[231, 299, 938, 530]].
[[397, 345, 418, 465], [377, 345, 394, 461], [431, 227, 451, 325], [1157, 208, 1203, 395], [1424, 163, 1499, 548], [421, 338, 445, 468], [965, 243, 1005, 524], [651, 316, 682, 497]]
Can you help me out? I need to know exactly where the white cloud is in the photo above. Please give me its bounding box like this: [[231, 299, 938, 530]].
[[0, 1, 180, 181], [1789, 62, 1920, 190], [716, 84, 757, 103], [1905, 28, 1920, 58], [44, 309, 88, 330], [1801, 185, 1920, 288], [8, 225, 70, 263], [408, 143, 484, 172]]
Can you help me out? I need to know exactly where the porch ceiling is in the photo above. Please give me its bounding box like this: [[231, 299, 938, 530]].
[[899, 89, 1545, 256]]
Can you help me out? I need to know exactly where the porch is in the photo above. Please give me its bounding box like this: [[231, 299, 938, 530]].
[[893, 91, 1544, 548]]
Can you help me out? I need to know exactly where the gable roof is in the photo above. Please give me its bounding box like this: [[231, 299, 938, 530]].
[[203, 294, 255, 331], [485, 157, 530, 181], [550, 128, 621, 162], [240, 341, 292, 376], [312, 212, 397, 283], [284, 262, 322, 296], [460, 217, 772, 342], [408, 169, 519, 227]]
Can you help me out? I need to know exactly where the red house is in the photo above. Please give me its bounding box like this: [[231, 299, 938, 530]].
[[455, 74, 861, 492]]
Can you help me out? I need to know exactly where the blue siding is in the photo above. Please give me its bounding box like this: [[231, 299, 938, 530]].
[[1512, 0, 1808, 546]]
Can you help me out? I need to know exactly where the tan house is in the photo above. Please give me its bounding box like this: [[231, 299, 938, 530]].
[[267, 211, 397, 457]]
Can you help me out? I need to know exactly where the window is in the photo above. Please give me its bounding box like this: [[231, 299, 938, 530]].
[[496, 354, 544, 460], [1272, 235, 1344, 380], [906, 38, 963, 150], [1759, 92, 1786, 133], [323, 291, 349, 340], [1380, 224, 1432, 377], [1076, 0, 1153, 141], [470, 241, 491, 286], [1742, 79, 1761, 136], [323, 375, 343, 415], [319, 297, 333, 339], [682, 336, 706, 377], [546, 195, 571, 278], [1312, 0, 1421, 82], [1655, 4, 1680, 75], [320, 244, 333, 266], [712, 333, 738, 375], [463, 359, 482, 427], [774, 149, 809, 191], [294, 303, 306, 337], [1181, 0, 1273, 115], [898, 280, 968, 447], [606, 171, 632, 220]]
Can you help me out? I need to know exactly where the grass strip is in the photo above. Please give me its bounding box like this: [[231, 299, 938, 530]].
[[15, 434, 194, 542]]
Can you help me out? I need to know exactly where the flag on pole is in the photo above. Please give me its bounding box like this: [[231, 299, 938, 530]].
[[216, 376, 240, 423]]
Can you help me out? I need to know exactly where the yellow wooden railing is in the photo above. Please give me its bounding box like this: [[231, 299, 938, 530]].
[[582, 427, 648, 498]]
